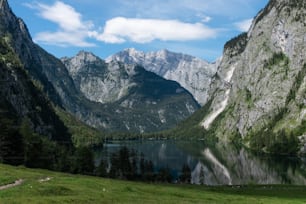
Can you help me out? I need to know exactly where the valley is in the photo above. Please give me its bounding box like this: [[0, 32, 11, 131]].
[[0, 0, 306, 203]]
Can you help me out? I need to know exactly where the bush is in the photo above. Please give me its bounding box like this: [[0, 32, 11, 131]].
[[224, 33, 248, 57]]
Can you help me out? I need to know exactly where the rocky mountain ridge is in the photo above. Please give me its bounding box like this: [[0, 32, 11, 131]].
[[107, 48, 219, 105], [62, 51, 136, 104], [199, 0, 306, 153], [61, 51, 200, 132]]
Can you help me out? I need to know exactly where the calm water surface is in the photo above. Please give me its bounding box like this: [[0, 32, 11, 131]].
[[94, 140, 306, 185]]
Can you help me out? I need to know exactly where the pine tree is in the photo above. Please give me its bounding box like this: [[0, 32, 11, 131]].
[[0, 118, 24, 165], [72, 146, 95, 175], [20, 118, 44, 168], [140, 153, 145, 178], [144, 160, 155, 181], [179, 164, 191, 183], [96, 159, 107, 177], [199, 166, 205, 185]]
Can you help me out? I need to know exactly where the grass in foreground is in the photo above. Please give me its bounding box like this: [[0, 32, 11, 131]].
[[1, 164, 306, 204]]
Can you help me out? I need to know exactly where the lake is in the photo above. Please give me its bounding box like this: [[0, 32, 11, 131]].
[[94, 140, 306, 185]]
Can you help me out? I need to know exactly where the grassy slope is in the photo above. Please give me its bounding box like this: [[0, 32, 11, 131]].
[[1, 164, 306, 203], [55, 107, 103, 147]]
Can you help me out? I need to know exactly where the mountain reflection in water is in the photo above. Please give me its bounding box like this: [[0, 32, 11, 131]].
[[94, 140, 306, 185]]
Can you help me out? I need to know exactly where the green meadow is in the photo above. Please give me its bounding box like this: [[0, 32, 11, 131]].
[[1, 164, 306, 203]]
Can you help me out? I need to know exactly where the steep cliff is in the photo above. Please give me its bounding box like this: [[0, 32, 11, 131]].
[[0, 30, 71, 143], [199, 0, 306, 153]]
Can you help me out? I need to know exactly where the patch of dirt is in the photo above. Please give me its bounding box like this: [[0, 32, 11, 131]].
[[38, 177, 52, 183], [0, 179, 24, 190]]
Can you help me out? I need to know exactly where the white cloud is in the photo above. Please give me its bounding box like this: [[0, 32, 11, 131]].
[[36, 1, 92, 31], [93, 17, 218, 44], [34, 31, 95, 47], [234, 18, 253, 32], [27, 1, 94, 47]]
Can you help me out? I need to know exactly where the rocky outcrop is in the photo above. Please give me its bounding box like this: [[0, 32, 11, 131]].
[[200, 0, 306, 152], [107, 48, 218, 105], [62, 51, 135, 104]]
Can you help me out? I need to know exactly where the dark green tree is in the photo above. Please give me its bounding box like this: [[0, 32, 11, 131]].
[[179, 164, 191, 183], [118, 147, 132, 179], [157, 167, 172, 183], [54, 145, 73, 173], [0, 118, 24, 165], [72, 146, 95, 175], [109, 152, 120, 178], [96, 159, 107, 177], [199, 166, 205, 185], [140, 153, 145, 177], [129, 149, 138, 180], [144, 160, 155, 181], [20, 119, 50, 169], [287, 132, 299, 155]]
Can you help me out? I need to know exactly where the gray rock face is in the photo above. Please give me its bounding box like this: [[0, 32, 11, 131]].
[[106, 48, 218, 105], [200, 0, 306, 146], [61, 51, 200, 132], [0, 0, 76, 108], [62, 52, 136, 104]]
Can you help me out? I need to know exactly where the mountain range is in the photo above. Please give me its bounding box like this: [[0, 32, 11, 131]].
[[0, 0, 305, 155], [0, 0, 199, 134], [106, 48, 219, 105], [61, 51, 199, 133]]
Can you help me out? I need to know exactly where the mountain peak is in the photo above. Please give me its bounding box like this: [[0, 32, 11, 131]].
[[77, 50, 96, 56], [61, 51, 106, 77], [0, 0, 13, 21], [159, 49, 169, 53], [0, 0, 32, 41], [0, 0, 9, 11], [75, 50, 100, 62], [124, 47, 137, 52], [124, 48, 143, 56]]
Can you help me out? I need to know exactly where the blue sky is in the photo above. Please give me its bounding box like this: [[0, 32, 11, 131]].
[[9, 0, 268, 62]]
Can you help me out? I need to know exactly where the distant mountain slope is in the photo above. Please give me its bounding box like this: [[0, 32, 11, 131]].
[[107, 48, 219, 105], [62, 51, 200, 133]]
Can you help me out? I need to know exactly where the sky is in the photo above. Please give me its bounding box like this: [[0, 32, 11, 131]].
[[9, 0, 269, 62]]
